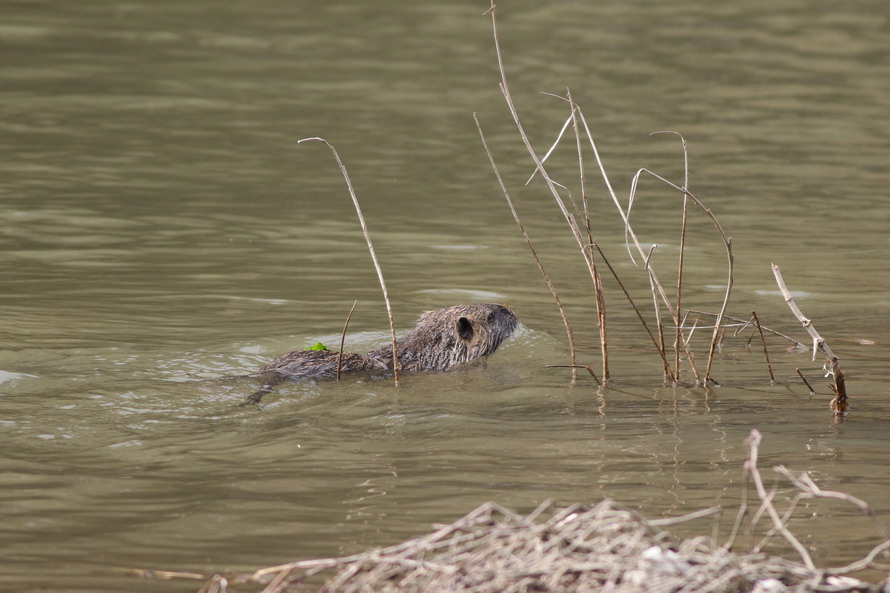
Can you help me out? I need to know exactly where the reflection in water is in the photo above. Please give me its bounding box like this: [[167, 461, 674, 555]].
[[1, 0, 890, 591]]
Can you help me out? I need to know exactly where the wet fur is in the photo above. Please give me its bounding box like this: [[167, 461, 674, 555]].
[[246, 304, 517, 404]]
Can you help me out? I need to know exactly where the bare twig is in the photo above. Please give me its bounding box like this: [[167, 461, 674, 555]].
[[771, 264, 847, 414], [773, 465, 890, 541], [474, 113, 579, 380], [831, 539, 890, 574], [744, 429, 816, 570], [568, 90, 609, 382], [523, 111, 573, 186], [298, 137, 401, 386], [628, 168, 734, 387]]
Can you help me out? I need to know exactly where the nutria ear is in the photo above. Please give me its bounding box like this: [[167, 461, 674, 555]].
[[457, 317, 474, 340]]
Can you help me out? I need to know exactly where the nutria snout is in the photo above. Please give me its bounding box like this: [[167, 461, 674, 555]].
[[260, 303, 517, 380]]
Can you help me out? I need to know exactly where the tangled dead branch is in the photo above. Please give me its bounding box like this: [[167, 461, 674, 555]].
[[771, 264, 848, 414], [185, 430, 889, 593]]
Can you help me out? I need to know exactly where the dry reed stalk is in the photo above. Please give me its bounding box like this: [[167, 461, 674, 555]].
[[543, 94, 709, 387], [684, 313, 704, 342], [751, 310, 775, 382], [473, 113, 579, 380], [687, 311, 804, 348], [298, 137, 400, 386], [532, 98, 614, 383], [587, 241, 678, 383], [574, 111, 676, 314], [627, 168, 734, 387], [771, 264, 847, 414], [486, 2, 618, 383], [672, 314, 705, 385], [643, 245, 673, 380], [126, 568, 206, 581], [567, 90, 609, 382], [651, 131, 691, 383], [527, 93, 680, 382], [523, 108, 573, 187], [832, 541, 890, 575], [545, 98, 722, 386], [485, 3, 580, 251], [335, 300, 358, 382], [733, 315, 755, 338], [571, 109, 706, 386], [671, 311, 701, 384], [492, 14, 717, 386]]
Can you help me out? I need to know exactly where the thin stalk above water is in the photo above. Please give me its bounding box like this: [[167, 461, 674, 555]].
[[298, 137, 401, 386]]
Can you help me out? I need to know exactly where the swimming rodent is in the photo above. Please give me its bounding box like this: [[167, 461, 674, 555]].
[[245, 303, 517, 404]]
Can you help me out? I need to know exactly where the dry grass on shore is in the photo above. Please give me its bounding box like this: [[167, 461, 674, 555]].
[[183, 431, 888, 593], [206, 500, 876, 593]]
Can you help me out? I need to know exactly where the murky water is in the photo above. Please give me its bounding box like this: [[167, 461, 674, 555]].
[[2, 1, 889, 591]]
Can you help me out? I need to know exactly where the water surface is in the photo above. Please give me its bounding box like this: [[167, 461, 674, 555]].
[[2, 1, 890, 591]]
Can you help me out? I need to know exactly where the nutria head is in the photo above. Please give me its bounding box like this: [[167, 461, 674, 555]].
[[381, 303, 518, 373], [261, 303, 518, 385]]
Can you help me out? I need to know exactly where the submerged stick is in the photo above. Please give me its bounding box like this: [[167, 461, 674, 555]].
[[474, 113, 579, 379], [771, 264, 847, 414], [298, 137, 401, 386], [795, 368, 816, 395], [546, 364, 602, 386], [336, 300, 358, 382]]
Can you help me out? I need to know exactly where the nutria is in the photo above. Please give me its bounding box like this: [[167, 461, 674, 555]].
[[245, 303, 517, 404]]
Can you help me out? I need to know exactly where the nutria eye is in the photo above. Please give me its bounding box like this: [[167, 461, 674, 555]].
[[457, 317, 474, 340]]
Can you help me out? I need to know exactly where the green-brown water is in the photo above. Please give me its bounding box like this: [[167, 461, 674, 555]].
[[2, 1, 889, 591]]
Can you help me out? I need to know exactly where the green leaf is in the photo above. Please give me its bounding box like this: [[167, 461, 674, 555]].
[[304, 341, 328, 351]]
